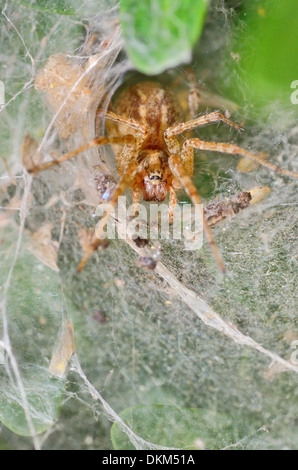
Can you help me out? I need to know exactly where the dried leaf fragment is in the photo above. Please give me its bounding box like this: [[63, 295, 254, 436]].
[[35, 54, 104, 138], [21, 133, 43, 171], [204, 191, 252, 227], [27, 223, 59, 272], [78, 227, 109, 256], [203, 187, 270, 227], [249, 186, 271, 205], [94, 169, 116, 202], [49, 319, 75, 378], [237, 151, 267, 173]]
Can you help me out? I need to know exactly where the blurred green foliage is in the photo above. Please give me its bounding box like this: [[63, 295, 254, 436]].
[[230, 0, 298, 113], [111, 405, 251, 450], [120, 0, 208, 74], [0, 229, 65, 436], [0, 366, 64, 436]]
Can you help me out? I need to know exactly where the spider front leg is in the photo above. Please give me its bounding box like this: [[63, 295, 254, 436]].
[[168, 154, 225, 273], [77, 158, 139, 272], [77, 115, 149, 271], [165, 111, 244, 139], [182, 139, 298, 178], [26, 131, 140, 272], [29, 109, 149, 174], [27, 135, 135, 173], [97, 109, 149, 135]]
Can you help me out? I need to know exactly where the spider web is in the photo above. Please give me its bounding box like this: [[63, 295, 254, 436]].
[[0, 0, 297, 450]]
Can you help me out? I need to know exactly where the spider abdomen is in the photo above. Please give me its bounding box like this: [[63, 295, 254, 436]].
[[111, 81, 182, 151]]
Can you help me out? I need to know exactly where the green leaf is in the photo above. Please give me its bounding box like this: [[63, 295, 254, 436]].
[[233, 0, 298, 112], [111, 405, 250, 450], [0, 228, 66, 436], [120, 0, 209, 75], [10, 0, 76, 15], [0, 366, 64, 436]]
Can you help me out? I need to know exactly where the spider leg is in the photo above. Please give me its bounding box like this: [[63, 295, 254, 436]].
[[165, 111, 243, 140], [132, 189, 140, 217], [168, 154, 225, 273], [182, 139, 298, 178], [97, 109, 149, 136], [169, 187, 177, 224], [171, 68, 238, 115], [77, 118, 149, 272], [170, 69, 200, 120], [77, 159, 139, 272], [187, 69, 201, 118], [27, 135, 135, 173]]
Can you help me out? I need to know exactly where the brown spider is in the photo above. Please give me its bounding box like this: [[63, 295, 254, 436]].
[[29, 78, 298, 273]]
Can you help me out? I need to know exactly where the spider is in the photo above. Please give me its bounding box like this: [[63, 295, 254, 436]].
[[29, 77, 298, 273]]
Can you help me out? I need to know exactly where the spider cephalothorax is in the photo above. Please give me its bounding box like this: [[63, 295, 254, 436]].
[[29, 78, 298, 272]]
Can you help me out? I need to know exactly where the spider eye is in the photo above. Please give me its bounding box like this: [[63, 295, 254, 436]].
[[149, 174, 162, 181]]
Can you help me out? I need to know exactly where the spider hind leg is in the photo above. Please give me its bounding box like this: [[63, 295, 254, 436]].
[[168, 154, 225, 273], [182, 138, 298, 178]]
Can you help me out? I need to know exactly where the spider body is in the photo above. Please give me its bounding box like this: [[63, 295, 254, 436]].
[[111, 81, 181, 151], [100, 81, 184, 204], [30, 73, 298, 273]]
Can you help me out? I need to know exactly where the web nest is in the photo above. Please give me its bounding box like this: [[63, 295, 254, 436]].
[[0, 0, 297, 450]]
